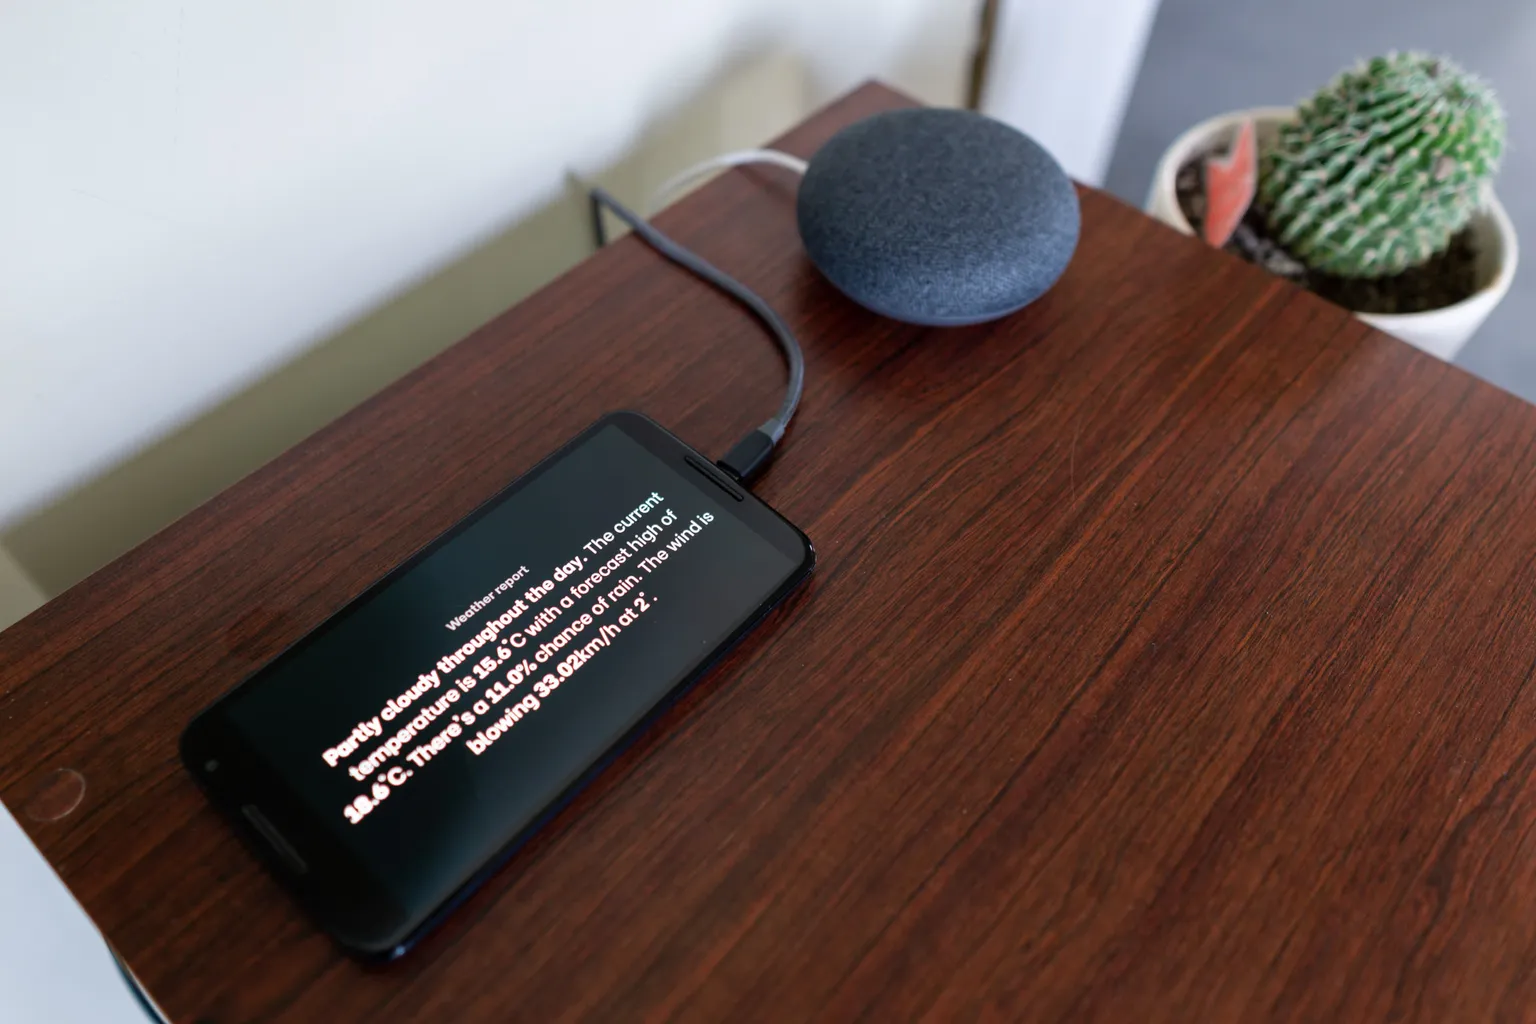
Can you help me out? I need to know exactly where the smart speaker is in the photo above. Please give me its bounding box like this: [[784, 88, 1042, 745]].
[[796, 108, 1080, 326]]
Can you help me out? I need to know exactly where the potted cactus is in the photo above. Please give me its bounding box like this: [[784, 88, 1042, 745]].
[[1147, 53, 1517, 361]]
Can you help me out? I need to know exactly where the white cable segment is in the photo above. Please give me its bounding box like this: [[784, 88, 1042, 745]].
[[645, 149, 809, 216]]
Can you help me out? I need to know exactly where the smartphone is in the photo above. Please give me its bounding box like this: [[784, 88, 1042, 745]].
[[181, 411, 814, 959]]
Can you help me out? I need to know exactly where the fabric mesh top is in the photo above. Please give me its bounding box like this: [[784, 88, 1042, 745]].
[[796, 108, 1081, 326]]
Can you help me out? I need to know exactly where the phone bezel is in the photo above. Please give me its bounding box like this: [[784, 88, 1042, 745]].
[[180, 411, 814, 959]]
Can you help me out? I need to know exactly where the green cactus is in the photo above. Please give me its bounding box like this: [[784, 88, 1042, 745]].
[[1257, 52, 1505, 278]]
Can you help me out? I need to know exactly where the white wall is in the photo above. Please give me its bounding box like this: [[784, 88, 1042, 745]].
[[0, 0, 971, 533], [0, 0, 1164, 601]]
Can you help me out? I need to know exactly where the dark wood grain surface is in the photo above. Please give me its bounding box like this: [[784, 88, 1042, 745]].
[[7, 83, 1536, 1023]]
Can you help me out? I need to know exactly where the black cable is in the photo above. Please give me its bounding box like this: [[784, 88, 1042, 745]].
[[586, 185, 804, 484], [588, 190, 610, 249], [109, 186, 799, 1020]]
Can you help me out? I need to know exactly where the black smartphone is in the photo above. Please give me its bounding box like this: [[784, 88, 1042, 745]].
[[181, 412, 813, 959]]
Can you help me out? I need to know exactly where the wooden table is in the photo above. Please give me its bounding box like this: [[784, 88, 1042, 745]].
[[6, 82, 1536, 1023]]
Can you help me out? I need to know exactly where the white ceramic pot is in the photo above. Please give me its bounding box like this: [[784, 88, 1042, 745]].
[[1147, 107, 1519, 362]]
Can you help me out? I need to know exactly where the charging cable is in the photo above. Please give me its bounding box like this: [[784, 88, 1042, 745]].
[[644, 149, 808, 216], [585, 153, 806, 485], [108, 153, 809, 1021]]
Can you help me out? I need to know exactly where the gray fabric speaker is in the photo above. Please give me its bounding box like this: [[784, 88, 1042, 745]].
[[796, 108, 1080, 326]]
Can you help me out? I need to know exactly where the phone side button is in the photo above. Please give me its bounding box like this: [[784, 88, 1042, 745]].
[[242, 804, 309, 875]]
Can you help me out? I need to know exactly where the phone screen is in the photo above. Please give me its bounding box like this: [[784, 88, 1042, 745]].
[[193, 415, 809, 947]]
